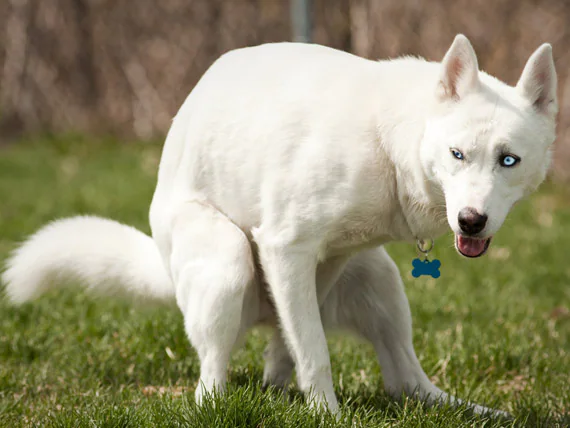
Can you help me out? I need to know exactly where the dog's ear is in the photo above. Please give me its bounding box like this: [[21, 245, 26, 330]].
[[516, 43, 558, 117], [438, 34, 480, 101]]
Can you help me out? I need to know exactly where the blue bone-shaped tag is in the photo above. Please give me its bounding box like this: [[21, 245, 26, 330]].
[[411, 258, 441, 278]]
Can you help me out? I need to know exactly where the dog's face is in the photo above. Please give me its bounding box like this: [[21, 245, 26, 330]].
[[421, 35, 557, 258]]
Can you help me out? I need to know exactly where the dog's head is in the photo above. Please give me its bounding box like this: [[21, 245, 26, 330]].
[[420, 35, 557, 258]]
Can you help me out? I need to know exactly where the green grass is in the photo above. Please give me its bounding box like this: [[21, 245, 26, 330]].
[[1, 135, 569, 427]]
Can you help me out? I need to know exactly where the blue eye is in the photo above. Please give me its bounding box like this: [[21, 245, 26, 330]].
[[450, 148, 464, 160], [500, 154, 520, 168]]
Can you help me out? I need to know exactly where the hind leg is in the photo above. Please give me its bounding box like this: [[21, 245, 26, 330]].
[[320, 247, 507, 416], [262, 332, 294, 391], [169, 201, 256, 404]]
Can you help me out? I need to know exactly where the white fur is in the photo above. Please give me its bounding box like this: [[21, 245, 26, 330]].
[[2, 35, 557, 418], [3, 216, 173, 303]]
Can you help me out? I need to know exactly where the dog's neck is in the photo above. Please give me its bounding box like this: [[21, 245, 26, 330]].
[[372, 61, 450, 241]]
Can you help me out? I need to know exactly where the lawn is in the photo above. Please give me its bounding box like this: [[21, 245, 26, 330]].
[[0, 136, 569, 427]]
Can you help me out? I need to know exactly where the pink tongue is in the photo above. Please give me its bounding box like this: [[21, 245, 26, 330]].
[[457, 235, 487, 257]]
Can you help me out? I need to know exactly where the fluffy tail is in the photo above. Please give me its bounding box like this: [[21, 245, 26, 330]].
[[2, 216, 174, 304]]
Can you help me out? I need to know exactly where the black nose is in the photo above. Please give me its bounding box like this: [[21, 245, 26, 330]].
[[458, 207, 487, 235]]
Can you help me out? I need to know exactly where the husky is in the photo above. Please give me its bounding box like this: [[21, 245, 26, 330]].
[[2, 35, 557, 417]]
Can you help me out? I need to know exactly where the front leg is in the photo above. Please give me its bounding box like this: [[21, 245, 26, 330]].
[[320, 247, 509, 418], [262, 255, 350, 392], [255, 237, 338, 413]]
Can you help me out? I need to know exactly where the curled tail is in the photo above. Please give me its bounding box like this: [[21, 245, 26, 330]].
[[2, 216, 174, 304]]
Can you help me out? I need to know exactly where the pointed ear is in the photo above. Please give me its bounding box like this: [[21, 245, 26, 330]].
[[516, 43, 558, 116], [438, 34, 480, 101]]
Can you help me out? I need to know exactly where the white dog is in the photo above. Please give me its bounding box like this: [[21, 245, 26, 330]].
[[3, 35, 557, 417]]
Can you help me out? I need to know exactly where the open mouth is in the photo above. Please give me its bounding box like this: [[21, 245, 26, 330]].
[[455, 234, 492, 258]]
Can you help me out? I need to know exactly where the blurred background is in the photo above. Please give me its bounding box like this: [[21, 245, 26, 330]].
[[1, 0, 570, 181]]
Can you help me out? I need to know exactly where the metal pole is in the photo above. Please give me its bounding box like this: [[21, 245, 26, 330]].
[[290, 0, 312, 43]]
